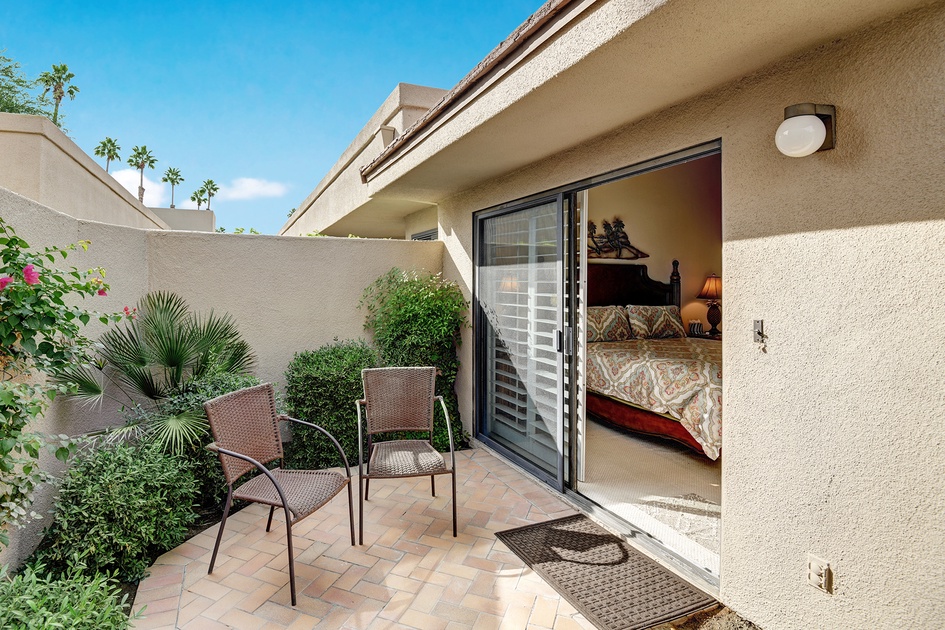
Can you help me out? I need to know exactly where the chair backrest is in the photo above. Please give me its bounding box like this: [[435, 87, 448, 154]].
[[204, 383, 283, 484], [362, 367, 437, 435]]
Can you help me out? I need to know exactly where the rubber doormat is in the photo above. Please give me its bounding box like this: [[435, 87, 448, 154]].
[[496, 514, 716, 630]]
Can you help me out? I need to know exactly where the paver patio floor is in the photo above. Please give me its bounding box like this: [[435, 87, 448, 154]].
[[132, 447, 598, 629]]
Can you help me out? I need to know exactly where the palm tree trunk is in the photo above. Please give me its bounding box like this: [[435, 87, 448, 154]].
[[105, 158, 110, 173], [52, 101, 60, 125], [170, 185, 175, 208], [138, 167, 145, 203]]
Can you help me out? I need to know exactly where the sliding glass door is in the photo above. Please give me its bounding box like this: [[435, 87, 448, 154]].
[[475, 195, 570, 490]]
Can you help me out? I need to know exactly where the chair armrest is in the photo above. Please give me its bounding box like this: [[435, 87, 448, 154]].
[[278, 415, 352, 477], [206, 443, 295, 519], [434, 396, 457, 471]]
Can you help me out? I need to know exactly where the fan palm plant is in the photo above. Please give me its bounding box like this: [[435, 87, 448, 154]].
[[57, 291, 256, 453], [162, 167, 184, 208], [127, 145, 157, 203], [94, 137, 120, 173]]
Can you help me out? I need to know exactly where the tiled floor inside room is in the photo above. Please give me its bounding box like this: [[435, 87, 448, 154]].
[[578, 419, 722, 577]]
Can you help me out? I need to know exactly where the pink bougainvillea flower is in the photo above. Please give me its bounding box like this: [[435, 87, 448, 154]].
[[0, 276, 11, 291], [22, 264, 40, 285], [97, 289, 107, 296]]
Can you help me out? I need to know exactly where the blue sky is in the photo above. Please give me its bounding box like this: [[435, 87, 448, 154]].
[[1, 1, 541, 234]]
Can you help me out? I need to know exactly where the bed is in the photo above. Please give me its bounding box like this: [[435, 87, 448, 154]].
[[584, 261, 722, 459]]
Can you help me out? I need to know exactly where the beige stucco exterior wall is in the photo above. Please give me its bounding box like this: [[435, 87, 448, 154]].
[[0, 114, 168, 230], [151, 207, 216, 232], [404, 206, 439, 240], [147, 232, 443, 386], [436, 4, 945, 628], [586, 154, 722, 326], [0, 187, 443, 566]]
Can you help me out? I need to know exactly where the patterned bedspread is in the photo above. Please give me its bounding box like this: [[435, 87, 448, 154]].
[[586, 338, 722, 459]]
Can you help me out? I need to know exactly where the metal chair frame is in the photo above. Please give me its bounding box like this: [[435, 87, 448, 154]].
[[205, 385, 354, 606], [355, 367, 457, 545]]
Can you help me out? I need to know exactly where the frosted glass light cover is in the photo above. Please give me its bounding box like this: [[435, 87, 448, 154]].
[[775, 115, 827, 157]]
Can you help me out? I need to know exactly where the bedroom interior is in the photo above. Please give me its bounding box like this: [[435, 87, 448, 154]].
[[575, 151, 723, 576]]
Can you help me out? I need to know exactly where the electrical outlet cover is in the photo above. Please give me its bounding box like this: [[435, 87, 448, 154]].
[[807, 553, 832, 593]]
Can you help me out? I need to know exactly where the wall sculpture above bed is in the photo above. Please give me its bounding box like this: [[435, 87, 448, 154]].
[[584, 260, 722, 459]]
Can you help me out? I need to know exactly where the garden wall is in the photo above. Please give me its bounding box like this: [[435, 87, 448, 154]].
[[0, 186, 443, 566]]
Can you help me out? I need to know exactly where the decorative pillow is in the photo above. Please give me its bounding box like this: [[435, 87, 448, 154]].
[[625, 305, 687, 339], [586, 306, 632, 342]]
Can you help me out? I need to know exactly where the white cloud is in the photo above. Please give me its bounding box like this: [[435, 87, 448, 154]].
[[111, 168, 168, 207], [217, 177, 288, 201]]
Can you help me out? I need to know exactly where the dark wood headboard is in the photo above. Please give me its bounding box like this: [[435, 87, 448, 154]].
[[586, 260, 680, 307]]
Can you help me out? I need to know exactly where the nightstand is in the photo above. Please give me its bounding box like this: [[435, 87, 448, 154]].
[[689, 332, 722, 341]]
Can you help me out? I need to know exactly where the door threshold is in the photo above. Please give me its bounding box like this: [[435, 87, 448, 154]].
[[564, 490, 720, 598], [472, 438, 720, 599]]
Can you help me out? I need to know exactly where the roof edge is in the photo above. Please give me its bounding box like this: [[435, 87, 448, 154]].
[[358, 0, 579, 183]]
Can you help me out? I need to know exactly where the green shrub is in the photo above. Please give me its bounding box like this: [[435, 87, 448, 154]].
[[34, 442, 197, 581], [283, 339, 378, 469], [360, 268, 469, 450], [0, 558, 136, 629]]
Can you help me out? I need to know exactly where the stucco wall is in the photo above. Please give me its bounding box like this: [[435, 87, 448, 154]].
[[436, 4, 945, 628], [586, 154, 722, 327], [0, 114, 168, 230], [0, 187, 443, 566], [147, 232, 443, 386], [151, 207, 216, 232]]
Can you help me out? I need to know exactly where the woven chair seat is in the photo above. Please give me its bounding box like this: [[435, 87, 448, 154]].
[[233, 468, 348, 523], [368, 440, 450, 478]]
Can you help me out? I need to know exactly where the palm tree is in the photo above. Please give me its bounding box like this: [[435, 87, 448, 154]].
[[37, 63, 79, 126], [94, 137, 120, 173], [162, 167, 184, 208], [190, 190, 206, 211], [200, 179, 220, 211], [56, 291, 256, 453], [127, 145, 157, 203]]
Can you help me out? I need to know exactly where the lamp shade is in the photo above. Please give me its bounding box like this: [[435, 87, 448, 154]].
[[697, 274, 722, 300], [775, 114, 827, 157]]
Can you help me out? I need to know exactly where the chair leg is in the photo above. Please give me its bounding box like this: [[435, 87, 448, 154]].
[[358, 471, 364, 546], [209, 488, 233, 574], [285, 509, 296, 606], [347, 481, 355, 546], [266, 505, 275, 532], [431, 475, 436, 497], [451, 470, 457, 538]]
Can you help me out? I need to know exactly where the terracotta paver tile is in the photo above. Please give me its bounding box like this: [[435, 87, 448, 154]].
[[132, 609, 178, 629], [201, 588, 246, 620], [182, 617, 233, 630], [234, 582, 282, 613], [528, 596, 559, 628], [321, 585, 368, 609], [138, 581, 186, 604], [219, 607, 267, 629], [432, 601, 480, 626], [398, 608, 450, 630], [254, 600, 301, 626], [176, 595, 215, 626], [285, 613, 324, 629]]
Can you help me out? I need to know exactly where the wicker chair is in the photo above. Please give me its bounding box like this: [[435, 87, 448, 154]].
[[204, 383, 354, 606], [356, 367, 457, 545]]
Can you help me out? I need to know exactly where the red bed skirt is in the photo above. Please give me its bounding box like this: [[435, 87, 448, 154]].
[[585, 392, 709, 456]]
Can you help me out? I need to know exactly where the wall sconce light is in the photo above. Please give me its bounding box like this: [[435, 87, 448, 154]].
[[775, 103, 836, 157]]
